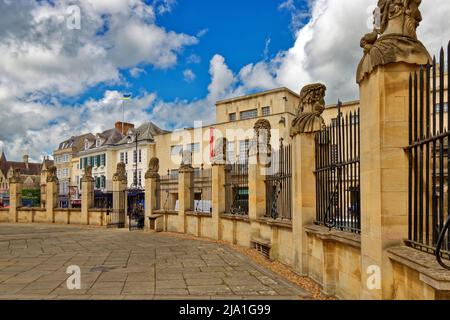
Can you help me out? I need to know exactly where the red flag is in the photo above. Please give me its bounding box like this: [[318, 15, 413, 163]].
[[209, 127, 214, 159]]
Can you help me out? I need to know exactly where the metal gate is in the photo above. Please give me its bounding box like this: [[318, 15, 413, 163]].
[[315, 103, 361, 233], [127, 189, 145, 230], [265, 141, 292, 220], [106, 191, 126, 228]]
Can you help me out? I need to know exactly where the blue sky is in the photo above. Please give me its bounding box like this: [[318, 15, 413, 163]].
[[79, 0, 302, 103]]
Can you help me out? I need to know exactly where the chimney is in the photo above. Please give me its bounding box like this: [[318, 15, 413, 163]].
[[23, 155, 29, 169], [115, 122, 135, 135]]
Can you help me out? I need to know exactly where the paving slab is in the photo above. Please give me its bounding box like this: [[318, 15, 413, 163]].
[[0, 223, 312, 300]]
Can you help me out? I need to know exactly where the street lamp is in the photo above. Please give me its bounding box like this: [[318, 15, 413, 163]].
[[127, 129, 142, 190]]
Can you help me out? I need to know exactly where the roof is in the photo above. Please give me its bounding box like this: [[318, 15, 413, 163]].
[[215, 87, 300, 105], [0, 160, 42, 177], [117, 122, 168, 144], [97, 128, 124, 146], [57, 133, 96, 152]]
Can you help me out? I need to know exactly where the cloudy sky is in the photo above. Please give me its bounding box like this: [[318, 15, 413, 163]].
[[0, 0, 449, 162]]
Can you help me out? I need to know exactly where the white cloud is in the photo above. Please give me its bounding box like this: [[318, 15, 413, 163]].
[[2, 0, 450, 162], [0, 0, 197, 161], [237, 0, 450, 104], [155, 0, 177, 15], [183, 69, 196, 82], [129, 67, 146, 78], [186, 54, 201, 64], [207, 55, 236, 102]]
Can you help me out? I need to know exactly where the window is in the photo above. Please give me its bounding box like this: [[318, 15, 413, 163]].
[[79, 159, 82, 170], [101, 154, 106, 166], [240, 109, 258, 120], [120, 152, 124, 163], [138, 171, 142, 186], [171, 145, 183, 156], [239, 139, 250, 162], [96, 139, 101, 148], [262, 106, 270, 116], [84, 140, 89, 150], [138, 149, 142, 163], [133, 150, 137, 163], [100, 176, 106, 189], [229, 113, 236, 122], [187, 143, 200, 153], [125, 152, 128, 164], [351, 114, 359, 124]]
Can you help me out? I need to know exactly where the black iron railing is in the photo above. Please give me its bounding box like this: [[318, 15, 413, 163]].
[[315, 104, 361, 233], [265, 141, 292, 220], [158, 171, 178, 212], [193, 166, 212, 214], [225, 160, 249, 215], [406, 42, 450, 269]]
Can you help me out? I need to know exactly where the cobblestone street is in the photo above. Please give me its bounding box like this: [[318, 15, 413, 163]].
[[0, 224, 311, 300]]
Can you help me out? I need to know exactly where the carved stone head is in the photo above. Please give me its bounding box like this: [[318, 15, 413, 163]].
[[180, 150, 193, 171], [253, 119, 272, 158], [46, 166, 59, 183], [145, 157, 160, 179], [212, 137, 227, 164], [290, 83, 327, 136], [81, 165, 94, 183], [9, 168, 22, 184], [113, 162, 127, 181]]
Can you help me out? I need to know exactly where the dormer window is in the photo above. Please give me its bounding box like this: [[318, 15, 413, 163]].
[[96, 138, 102, 148], [84, 140, 89, 151]]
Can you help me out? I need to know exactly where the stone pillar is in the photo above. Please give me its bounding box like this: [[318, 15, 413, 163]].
[[81, 166, 94, 225], [291, 132, 317, 275], [178, 151, 194, 234], [211, 138, 227, 240], [289, 82, 327, 275], [145, 158, 161, 230], [45, 166, 59, 223], [357, 2, 430, 299], [248, 120, 272, 240], [8, 169, 22, 223], [113, 163, 127, 226]]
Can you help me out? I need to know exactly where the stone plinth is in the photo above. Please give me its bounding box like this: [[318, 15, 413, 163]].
[[211, 163, 226, 240], [291, 132, 317, 275], [178, 166, 194, 233], [359, 62, 421, 299]]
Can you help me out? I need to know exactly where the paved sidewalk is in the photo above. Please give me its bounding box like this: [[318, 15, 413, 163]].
[[0, 224, 311, 300]]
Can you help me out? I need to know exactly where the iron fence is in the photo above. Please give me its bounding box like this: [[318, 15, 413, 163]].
[[106, 190, 126, 228], [265, 142, 292, 220], [158, 171, 179, 212], [315, 104, 361, 233], [406, 43, 450, 269], [193, 166, 212, 214], [94, 191, 113, 209], [224, 160, 249, 215]]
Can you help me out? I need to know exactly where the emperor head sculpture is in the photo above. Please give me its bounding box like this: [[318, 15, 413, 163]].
[[145, 157, 160, 179], [212, 137, 227, 164], [357, 0, 431, 83], [290, 83, 327, 136], [46, 166, 58, 183], [113, 162, 126, 182]]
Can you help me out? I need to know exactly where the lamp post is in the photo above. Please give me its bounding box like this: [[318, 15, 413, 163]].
[[127, 129, 141, 190]]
